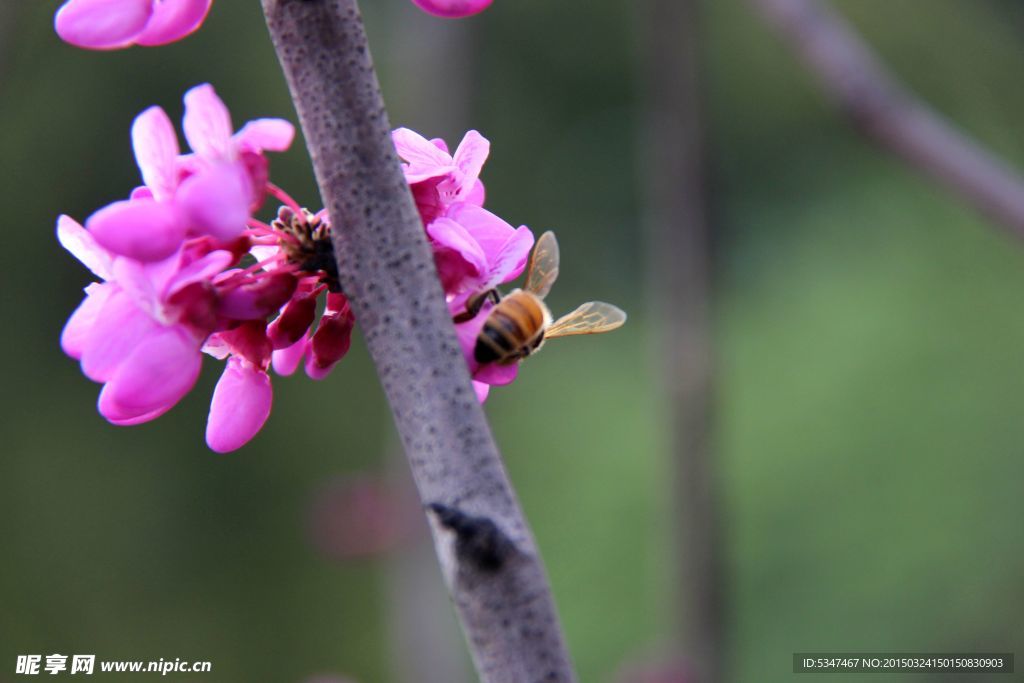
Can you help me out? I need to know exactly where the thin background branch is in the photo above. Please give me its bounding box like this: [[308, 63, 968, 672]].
[[640, 0, 724, 682], [261, 1, 576, 682], [751, 0, 1024, 239]]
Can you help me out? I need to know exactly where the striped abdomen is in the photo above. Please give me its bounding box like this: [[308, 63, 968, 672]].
[[474, 290, 550, 365]]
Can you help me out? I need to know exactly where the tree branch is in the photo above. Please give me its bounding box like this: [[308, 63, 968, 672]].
[[640, 1, 724, 681], [751, 0, 1024, 239], [260, 2, 576, 681]]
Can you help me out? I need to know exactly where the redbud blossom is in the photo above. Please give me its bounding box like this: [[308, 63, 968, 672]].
[[409, 0, 493, 19], [55, 0, 212, 50], [88, 84, 293, 263], [394, 128, 534, 400]]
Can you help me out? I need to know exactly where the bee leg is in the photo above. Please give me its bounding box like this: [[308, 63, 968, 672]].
[[453, 288, 501, 323]]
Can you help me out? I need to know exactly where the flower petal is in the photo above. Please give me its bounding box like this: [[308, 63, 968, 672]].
[[217, 272, 297, 320], [61, 283, 113, 360], [101, 326, 202, 417], [408, 0, 493, 18], [177, 163, 251, 242], [132, 106, 180, 200], [426, 216, 488, 293], [57, 215, 113, 280], [474, 361, 519, 386], [100, 401, 172, 426], [79, 289, 160, 382], [452, 130, 490, 197], [392, 127, 454, 182], [234, 118, 295, 153], [54, 0, 152, 50], [182, 83, 234, 159], [271, 335, 308, 377], [206, 358, 272, 453], [135, 0, 212, 46], [86, 198, 187, 262], [480, 225, 535, 291], [445, 203, 515, 260], [167, 249, 234, 297], [472, 381, 490, 403]]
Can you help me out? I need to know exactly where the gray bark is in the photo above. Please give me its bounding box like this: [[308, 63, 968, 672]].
[[260, 2, 577, 681]]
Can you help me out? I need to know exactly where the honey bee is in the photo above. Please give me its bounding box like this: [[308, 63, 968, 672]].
[[471, 231, 626, 365]]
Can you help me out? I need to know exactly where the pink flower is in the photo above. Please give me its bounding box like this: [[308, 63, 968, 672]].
[[428, 202, 533, 314], [203, 321, 274, 453], [58, 215, 229, 424], [87, 84, 294, 263], [55, 0, 213, 50], [393, 128, 489, 223], [409, 0, 493, 19]]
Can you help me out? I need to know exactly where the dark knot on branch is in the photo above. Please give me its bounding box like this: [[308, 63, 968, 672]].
[[428, 503, 516, 573]]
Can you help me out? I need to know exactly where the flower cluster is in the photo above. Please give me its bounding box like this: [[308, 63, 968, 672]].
[[60, 84, 355, 452], [61, 84, 533, 450], [392, 128, 534, 402], [54, 0, 491, 50]]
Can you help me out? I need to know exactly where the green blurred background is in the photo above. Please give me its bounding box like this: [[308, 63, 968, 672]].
[[2, 1, 1023, 681]]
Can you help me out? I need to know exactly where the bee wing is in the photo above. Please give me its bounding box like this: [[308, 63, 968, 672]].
[[524, 231, 560, 299], [545, 301, 627, 339]]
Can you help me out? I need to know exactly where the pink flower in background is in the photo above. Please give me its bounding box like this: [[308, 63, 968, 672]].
[[87, 84, 294, 263], [409, 0, 493, 19], [55, 0, 213, 50]]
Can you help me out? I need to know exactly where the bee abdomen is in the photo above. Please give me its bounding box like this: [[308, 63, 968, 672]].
[[474, 292, 546, 365]]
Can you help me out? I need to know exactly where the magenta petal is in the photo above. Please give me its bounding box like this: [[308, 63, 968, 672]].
[[167, 250, 234, 297], [80, 290, 159, 382], [272, 336, 307, 377], [55, 0, 152, 49], [481, 225, 535, 290], [427, 216, 488, 290], [135, 0, 211, 46], [268, 293, 318, 348], [177, 163, 251, 241], [217, 272, 297, 320], [102, 326, 201, 416], [62, 283, 113, 360], [409, 0, 493, 18], [472, 381, 490, 403], [392, 128, 455, 182], [206, 359, 272, 453], [307, 301, 354, 378], [475, 361, 519, 386], [465, 179, 486, 206], [57, 215, 113, 280], [445, 203, 515, 259], [234, 119, 296, 153], [132, 106, 180, 200], [452, 130, 490, 197], [454, 305, 491, 373], [182, 83, 233, 159], [87, 198, 187, 262], [100, 399, 172, 426]]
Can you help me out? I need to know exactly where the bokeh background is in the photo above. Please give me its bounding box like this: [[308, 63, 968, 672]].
[[2, 1, 1024, 681]]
